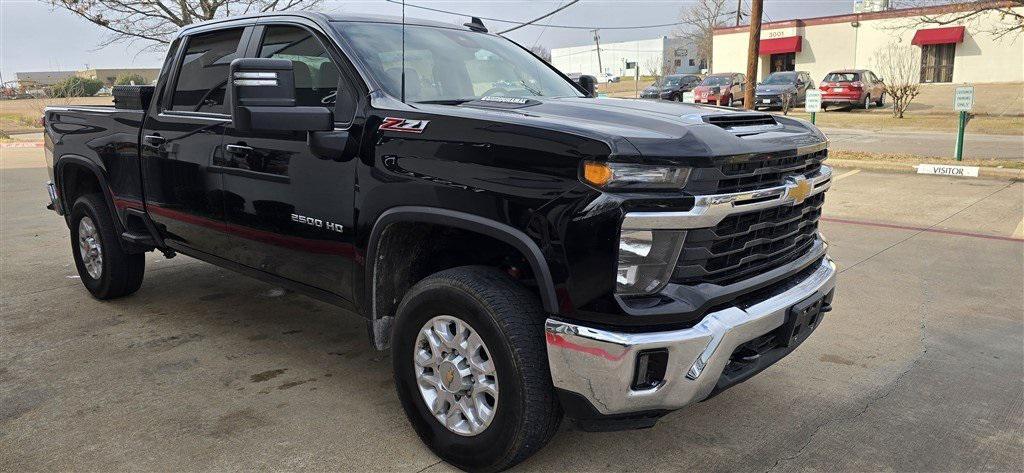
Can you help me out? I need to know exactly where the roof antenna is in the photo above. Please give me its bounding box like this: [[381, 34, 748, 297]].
[[464, 17, 488, 33], [401, 0, 407, 103]]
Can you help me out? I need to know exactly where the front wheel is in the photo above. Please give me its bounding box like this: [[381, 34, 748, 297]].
[[69, 193, 145, 299], [392, 266, 561, 472], [863, 94, 872, 109], [876, 92, 885, 107]]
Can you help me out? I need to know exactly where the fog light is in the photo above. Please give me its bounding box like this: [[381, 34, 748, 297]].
[[632, 349, 669, 390], [616, 229, 686, 295]]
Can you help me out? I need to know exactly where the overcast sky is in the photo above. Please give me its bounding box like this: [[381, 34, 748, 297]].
[[1, 0, 861, 77]]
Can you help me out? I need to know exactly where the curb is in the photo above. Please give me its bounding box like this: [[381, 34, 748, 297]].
[[828, 158, 1023, 181]]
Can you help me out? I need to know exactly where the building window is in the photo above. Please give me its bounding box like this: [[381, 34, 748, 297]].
[[769, 53, 795, 73], [688, 59, 696, 66], [920, 43, 955, 83], [674, 59, 682, 67]]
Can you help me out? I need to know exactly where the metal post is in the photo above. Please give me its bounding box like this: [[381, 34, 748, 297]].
[[955, 111, 966, 161], [811, 112, 816, 125], [635, 67, 639, 98], [591, 29, 603, 74]]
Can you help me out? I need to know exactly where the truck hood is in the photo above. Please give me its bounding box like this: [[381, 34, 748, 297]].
[[409, 96, 826, 161]]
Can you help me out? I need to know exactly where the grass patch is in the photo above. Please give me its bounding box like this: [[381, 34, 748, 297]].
[[830, 150, 1024, 170]]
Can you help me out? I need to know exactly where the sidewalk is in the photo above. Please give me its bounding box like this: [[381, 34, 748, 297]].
[[821, 127, 1024, 160]]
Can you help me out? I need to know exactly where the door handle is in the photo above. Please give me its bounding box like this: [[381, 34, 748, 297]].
[[143, 135, 165, 146], [226, 144, 254, 155]]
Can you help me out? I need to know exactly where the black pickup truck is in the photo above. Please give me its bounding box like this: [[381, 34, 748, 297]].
[[44, 12, 836, 472]]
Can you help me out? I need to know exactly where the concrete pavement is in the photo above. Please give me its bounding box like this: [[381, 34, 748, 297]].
[[822, 126, 1024, 160], [2, 151, 1022, 471]]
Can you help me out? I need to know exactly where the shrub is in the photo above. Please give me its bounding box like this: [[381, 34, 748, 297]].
[[48, 77, 104, 98], [114, 73, 147, 86]]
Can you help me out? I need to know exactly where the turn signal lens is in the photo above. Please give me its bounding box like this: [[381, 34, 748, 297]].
[[581, 161, 691, 190], [583, 162, 614, 186]]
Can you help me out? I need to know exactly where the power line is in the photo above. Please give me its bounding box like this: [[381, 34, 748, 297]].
[[383, 0, 687, 30], [498, 0, 580, 34]]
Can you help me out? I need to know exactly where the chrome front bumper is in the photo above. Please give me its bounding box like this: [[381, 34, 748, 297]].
[[546, 251, 837, 416]]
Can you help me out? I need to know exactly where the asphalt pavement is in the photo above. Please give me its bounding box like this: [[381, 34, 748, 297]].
[[2, 149, 1022, 471], [821, 127, 1024, 160]]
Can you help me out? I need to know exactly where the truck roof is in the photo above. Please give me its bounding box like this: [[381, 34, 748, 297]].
[[179, 11, 464, 35]]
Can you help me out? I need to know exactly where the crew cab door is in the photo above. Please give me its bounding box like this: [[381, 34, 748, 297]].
[[217, 22, 362, 299], [141, 26, 251, 255]]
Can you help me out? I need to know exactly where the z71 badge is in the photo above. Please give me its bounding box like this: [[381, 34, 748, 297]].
[[379, 117, 429, 133]]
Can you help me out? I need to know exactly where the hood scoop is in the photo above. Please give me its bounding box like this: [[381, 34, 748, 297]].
[[703, 113, 779, 135]]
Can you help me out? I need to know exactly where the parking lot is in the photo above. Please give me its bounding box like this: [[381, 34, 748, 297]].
[[2, 148, 1022, 471]]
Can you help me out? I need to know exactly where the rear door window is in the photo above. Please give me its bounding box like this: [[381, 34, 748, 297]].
[[170, 28, 245, 113]]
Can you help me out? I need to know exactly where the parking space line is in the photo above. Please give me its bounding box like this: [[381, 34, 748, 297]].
[[821, 217, 1024, 243], [833, 169, 861, 181]]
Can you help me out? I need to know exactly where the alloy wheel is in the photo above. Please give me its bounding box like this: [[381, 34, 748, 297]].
[[78, 216, 103, 279], [414, 315, 499, 436]]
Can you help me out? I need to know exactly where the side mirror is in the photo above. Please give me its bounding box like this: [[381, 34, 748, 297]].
[[577, 75, 598, 97], [229, 58, 332, 133]]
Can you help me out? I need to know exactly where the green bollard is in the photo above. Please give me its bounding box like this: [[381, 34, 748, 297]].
[[955, 111, 966, 162]]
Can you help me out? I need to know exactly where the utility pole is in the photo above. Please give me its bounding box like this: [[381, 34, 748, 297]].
[[743, 0, 763, 109], [735, 0, 744, 26], [591, 29, 603, 74]]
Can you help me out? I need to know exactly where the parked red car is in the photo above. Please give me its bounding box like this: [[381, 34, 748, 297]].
[[820, 69, 885, 110], [693, 73, 745, 106]]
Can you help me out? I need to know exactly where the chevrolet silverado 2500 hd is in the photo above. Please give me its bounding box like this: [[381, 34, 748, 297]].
[[44, 12, 836, 472]]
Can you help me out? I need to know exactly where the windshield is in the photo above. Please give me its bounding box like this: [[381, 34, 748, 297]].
[[333, 22, 583, 103], [824, 72, 859, 82], [762, 73, 796, 85], [701, 75, 731, 86], [662, 76, 683, 87]]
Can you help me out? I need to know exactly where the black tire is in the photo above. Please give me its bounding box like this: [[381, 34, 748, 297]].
[[862, 94, 872, 110], [69, 193, 145, 299], [876, 93, 885, 107], [392, 266, 561, 472]]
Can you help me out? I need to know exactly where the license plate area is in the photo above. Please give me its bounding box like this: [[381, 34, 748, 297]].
[[779, 292, 828, 347], [832, 87, 845, 92]]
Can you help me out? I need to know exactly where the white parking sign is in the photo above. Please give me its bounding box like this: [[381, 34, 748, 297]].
[[682, 91, 695, 103], [954, 86, 974, 112], [805, 90, 822, 113]]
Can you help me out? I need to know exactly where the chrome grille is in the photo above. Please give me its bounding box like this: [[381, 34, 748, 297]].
[[673, 192, 825, 286]]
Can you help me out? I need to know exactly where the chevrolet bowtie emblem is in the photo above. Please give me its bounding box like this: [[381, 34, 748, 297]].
[[785, 176, 813, 205]]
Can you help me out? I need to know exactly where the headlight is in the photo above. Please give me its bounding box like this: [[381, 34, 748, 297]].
[[582, 161, 691, 190], [617, 229, 686, 295]]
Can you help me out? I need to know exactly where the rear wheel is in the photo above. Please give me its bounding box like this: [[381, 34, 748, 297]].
[[69, 193, 145, 299], [392, 266, 561, 472]]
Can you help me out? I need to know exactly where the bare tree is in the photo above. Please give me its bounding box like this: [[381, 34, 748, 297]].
[[674, 0, 741, 71], [893, 1, 1023, 39], [643, 57, 663, 83], [46, 0, 324, 46], [872, 43, 921, 118], [529, 45, 552, 63]]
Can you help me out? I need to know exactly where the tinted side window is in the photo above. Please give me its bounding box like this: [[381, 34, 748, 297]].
[[171, 28, 244, 113], [259, 25, 340, 108]]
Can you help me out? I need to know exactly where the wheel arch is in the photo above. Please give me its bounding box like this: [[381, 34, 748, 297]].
[[364, 207, 560, 349], [54, 155, 121, 231]]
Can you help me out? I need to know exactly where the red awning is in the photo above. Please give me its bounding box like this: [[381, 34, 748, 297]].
[[759, 36, 802, 55], [911, 26, 965, 46]]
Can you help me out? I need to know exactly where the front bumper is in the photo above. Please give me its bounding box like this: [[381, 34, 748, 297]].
[[545, 255, 836, 417], [755, 94, 785, 107]]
